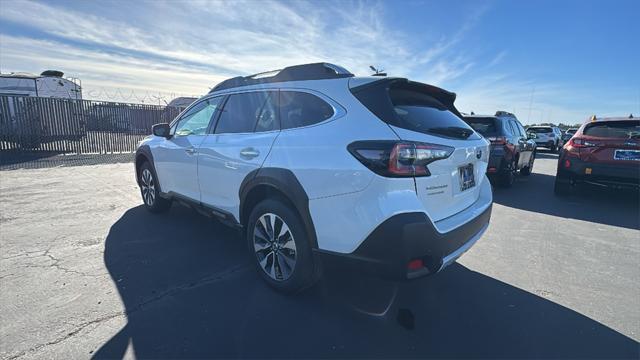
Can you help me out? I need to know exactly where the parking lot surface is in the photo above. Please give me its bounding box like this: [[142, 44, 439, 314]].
[[0, 152, 638, 359]]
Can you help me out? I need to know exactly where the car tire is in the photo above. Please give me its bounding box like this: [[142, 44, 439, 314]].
[[498, 160, 516, 187], [554, 177, 572, 196], [247, 198, 319, 294], [139, 162, 172, 213]]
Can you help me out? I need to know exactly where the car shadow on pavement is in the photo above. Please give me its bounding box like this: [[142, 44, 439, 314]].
[[493, 172, 640, 230], [94, 205, 638, 358]]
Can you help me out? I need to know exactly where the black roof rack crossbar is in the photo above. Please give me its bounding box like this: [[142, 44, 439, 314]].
[[209, 62, 354, 93]]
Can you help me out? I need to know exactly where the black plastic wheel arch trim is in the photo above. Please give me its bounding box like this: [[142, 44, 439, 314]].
[[239, 168, 318, 249]]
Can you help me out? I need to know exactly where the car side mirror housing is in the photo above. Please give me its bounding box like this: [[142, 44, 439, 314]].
[[152, 123, 171, 139]]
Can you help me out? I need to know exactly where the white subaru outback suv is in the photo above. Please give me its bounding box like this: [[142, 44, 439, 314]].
[[135, 63, 492, 293]]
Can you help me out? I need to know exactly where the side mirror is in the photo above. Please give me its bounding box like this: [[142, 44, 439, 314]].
[[152, 123, 171, 138]]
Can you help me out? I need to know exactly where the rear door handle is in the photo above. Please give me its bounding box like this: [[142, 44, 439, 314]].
[[240, 147, 260, 159]]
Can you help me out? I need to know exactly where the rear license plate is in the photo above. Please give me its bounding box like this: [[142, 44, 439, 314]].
[[614, 149, 640, 161], [459, 164, 476, 191]]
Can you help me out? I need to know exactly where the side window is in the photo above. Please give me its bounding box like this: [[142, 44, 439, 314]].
[[173, 97, 221, 136], [279, 91, 334, 130], [215, 91, 278, 134], [515, 121, 527, 137], [510, 120, 524, 137], [503, 120, 514, 136]]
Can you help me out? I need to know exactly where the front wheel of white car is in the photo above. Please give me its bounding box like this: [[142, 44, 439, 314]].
[[247, 199, 319, 293], [139, 162, 171, 213]]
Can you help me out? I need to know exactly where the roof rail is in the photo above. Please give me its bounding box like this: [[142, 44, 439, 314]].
[[209, 62, 354, 93]]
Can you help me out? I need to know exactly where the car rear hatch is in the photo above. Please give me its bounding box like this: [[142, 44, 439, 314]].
[[528, 127, 553, 142], [578, 120, 640, 164], [350, 78, 489, 222]]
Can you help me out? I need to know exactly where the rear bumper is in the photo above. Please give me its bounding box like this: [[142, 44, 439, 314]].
[[315, 196, 492, 280], [535, 140, 555, 148], [557, 157, 640, 189]]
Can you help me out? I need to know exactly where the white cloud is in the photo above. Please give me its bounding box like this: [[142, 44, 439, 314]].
[[0, 0, 480, 102], [488, 50, 507, 67], [5, 0, 630, 122]]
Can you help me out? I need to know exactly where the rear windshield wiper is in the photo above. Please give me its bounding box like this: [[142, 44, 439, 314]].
[[426, 126, 473, 139]]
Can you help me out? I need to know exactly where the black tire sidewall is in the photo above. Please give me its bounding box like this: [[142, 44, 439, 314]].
[[246, 199, 317, 293], [499, 160, 515, 187], [554, 177, 572, 196]]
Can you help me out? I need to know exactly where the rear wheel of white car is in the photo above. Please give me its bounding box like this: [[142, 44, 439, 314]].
[[247, 199, 318, 293], [139, 162, 171, 213]]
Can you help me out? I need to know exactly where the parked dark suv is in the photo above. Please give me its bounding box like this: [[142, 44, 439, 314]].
[[464, 111, 537, 187]]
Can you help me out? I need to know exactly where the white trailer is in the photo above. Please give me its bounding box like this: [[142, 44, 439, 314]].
[[0, 70, 82, 99]]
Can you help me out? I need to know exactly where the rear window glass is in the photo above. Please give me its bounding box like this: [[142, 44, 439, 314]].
[[528, 127, 553, 133], [350, 80, 476, 140], [389, 88, 476, 139], [566, 129, 577, 134], [279, 91, 334, 130], [583, 121, 640, 138], [464, 117, 498, 136]]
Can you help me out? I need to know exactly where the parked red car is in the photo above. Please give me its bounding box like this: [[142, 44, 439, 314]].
[[555, 116, 639, 195]]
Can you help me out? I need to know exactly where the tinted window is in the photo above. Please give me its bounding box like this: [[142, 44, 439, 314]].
[[173, 97, 221, 136], [514, 121, 527, 137], [216, 91, 278, 134], [279, 91, 334, 129], [507, 121, 518, 136], [528, 127, 553, 133], [464, 117, 498, 136], [502, 120, 514, 135], [510, 120, 525, 137], [352, 80, 477, 140], [567, 129, 577, 134], [583, 121, 640, 138]]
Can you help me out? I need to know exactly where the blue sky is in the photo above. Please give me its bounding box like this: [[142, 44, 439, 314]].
[[0, 0, 638, 124]]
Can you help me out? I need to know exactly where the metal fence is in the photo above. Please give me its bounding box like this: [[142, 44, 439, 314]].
[[0, 95, 185, 154]]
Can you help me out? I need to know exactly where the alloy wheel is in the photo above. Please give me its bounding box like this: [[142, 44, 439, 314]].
[[141, 169, 156, 206], [253, 213, 297, 281]]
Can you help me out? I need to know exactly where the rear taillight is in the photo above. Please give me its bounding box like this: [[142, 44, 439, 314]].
[[568, 137, 596, 148], [487, 136, 507, 145], [348, 141, 454, 177]]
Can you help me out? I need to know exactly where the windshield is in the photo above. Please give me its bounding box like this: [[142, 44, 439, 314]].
[[463, 117, 498, 137], [528, 127, 553, 133], [583, 121, 640, 138], [567, 129, 577, 134]]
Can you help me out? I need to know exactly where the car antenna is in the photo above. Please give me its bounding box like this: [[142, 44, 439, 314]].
[[369, 65, 387, 77]]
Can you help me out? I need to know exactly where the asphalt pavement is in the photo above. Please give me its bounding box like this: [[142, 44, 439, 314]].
[[0, 151, 638, 359]]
